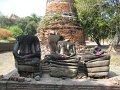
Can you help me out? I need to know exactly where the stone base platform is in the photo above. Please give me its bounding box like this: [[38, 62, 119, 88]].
[[0, 70, 120, 90]]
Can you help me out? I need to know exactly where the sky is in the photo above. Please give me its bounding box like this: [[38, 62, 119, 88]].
[[0, 0, 47, 17]]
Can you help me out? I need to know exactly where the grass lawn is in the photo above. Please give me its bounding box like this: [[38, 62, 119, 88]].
[[0, 37, 15, 43], [110, 57, 120, 66]]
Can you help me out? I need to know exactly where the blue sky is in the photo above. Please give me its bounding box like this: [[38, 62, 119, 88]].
[[0, 0, 47, 17]]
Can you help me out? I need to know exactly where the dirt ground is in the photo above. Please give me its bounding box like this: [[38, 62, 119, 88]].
[[0, 52, 15, 75]]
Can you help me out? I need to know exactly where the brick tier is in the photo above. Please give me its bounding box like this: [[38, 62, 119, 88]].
[[38, 17, 85, 45]]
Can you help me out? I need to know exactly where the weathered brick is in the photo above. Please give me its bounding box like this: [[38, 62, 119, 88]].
[[0, 42, 14, 52]]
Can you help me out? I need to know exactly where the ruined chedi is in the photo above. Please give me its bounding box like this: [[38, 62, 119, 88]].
[[38, 0, 85, 45]]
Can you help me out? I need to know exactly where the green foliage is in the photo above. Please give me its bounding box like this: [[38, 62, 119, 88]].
[[25, 21, 37, 35], [74, 0, 106, 45], [9, 26, 23, 38], [0, 13, 41, 36], [30, 13, 42, 23], [52, 13, 62, 20], [102, 0, 120, 39], [38, 16, 50, 30], [16, 14, 41, 35], [7, 37, 15, 41], [0, 16, 7, 28], [0, 15, 16, 28], [0, 39, 9, 43], [15, 18, 27, 32], [74, 0, 120, 45]]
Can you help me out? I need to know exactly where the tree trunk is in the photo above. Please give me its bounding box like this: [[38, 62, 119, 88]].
[[108, 44, 117, 52], [94, 38, 101, 46], [108, 30, 120, 52], [113, 30, 120, 46]]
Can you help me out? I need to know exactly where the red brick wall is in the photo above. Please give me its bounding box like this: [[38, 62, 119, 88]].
[[46, 3, 70, 15], [38, 17, 85, 46], [38, 28, 85, 45]]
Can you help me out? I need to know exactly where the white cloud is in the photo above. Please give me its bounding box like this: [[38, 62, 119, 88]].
[[0, 0, 47, 17]]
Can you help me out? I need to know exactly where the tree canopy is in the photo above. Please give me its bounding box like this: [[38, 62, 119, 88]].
[[0, 13, 42, 38], [74, 0, 120, 46]]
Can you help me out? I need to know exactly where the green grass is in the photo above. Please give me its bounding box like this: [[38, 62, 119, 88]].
[[110, 57, 120, 66], [7, 37, 15, 41], [0, 39, 9, 43], [0, 37, 15, 43]]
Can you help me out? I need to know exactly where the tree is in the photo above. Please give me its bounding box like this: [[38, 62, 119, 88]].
[[16, 14, 41, 35], [30, 13, 42, 23], [74, 0, 110, 46], [9, 26, 23, 38], [0, 15, 7, 28], [103, 0, 120, 52], [25, 21, 37, 35], [0, 15, 16, 28]]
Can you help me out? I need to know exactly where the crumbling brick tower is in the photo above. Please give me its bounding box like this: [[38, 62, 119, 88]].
[[38, 0, 85, 46]]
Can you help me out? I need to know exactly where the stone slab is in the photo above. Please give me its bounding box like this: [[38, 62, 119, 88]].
[[0, 80, 119, 90], [0, 81, 7, 90], [0, 70, 120, 90]]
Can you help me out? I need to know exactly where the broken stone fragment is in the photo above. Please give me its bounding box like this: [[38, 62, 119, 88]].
[[34, 76, 41, 81], [25, 78, 32, 82], [9, 76, 25, 82]]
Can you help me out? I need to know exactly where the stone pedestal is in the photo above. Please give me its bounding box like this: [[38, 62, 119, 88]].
[[0, 70, 120, 90]]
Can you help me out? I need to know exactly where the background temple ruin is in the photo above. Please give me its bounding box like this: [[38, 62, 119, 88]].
[[38, 0, 85, 46]]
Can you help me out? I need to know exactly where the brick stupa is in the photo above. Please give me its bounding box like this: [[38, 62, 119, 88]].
[[38, 0, 85, 46]]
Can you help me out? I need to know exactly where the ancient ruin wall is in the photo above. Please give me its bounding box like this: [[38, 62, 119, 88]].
[[46, 0, 74, 15], [46, 3, 70, 14], [38, 0, 85, 46], [38, 17, 85, 45]]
